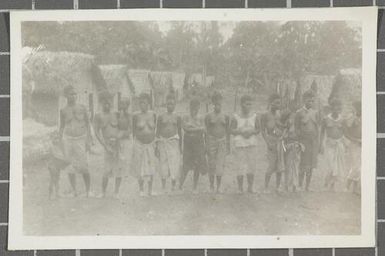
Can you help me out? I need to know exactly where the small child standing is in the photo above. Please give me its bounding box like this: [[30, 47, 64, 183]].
[[46, 131, 71, 199]]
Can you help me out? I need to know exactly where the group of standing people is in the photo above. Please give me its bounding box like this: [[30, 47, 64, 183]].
[[46, 84, 362, 199]]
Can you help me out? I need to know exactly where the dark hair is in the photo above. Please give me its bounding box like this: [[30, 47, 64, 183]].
[[98, 90, 112, 103], [211, 91, 223, 103], [139, 93, 151, 104], [63, 85, 76, 97], [268, 93, 280, 104], [329, 97, 342, 107], [240, 94, 253, 104], [166, 93, 176, 102], [190, 98, 200, 108], [302, 90, 315, 100]]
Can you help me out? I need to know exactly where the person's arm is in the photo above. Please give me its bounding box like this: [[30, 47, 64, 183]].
[[84, 106, 93, 148], [177, 116, 182, 151], [260, 114, 268, 143], [319, 118, 326, 154], [93, 114, 106, 150], [253, 114, 261, 136], [132, 114, 137, 139], [225, 115, 231, 153], [59, 109, 65, 139], [294, 111, 301, 138], [156, 114, 162, 138], [230, 116, 238, 135]]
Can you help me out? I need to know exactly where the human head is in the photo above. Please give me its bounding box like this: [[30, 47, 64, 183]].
[[63, 85, 77, 105], [98, 90, 113, 112], [303, 90, 315, 109], [268, 93, 281, 112], [329, 97, 343, 116], [211, 91, 223, 113], [166, 93, 176, 113], [189, 98, 200, 117], [139, 93, 151, 113], [353, 100, 361, 117], [119, 97, 130, 112], [240, 94, 253, 114], [49, 130, 61, 145]]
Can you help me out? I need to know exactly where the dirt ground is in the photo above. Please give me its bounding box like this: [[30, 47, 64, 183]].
[[22, 92, 361, 236]]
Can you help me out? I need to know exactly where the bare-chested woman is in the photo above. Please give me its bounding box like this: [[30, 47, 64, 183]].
[[205, 91, 230, 193], [156, 93, 182, 193], [320, 98, 345, 191], [59, 85, 92, 197], [94, 91, 122, 198], [132, 93, 158, 196]]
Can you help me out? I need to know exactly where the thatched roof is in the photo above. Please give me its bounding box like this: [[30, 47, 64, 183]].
[[329, 68, 361, 105], [99, 65, 133, 95], [23, 51, 107, 95], [149, 71, 173, 92], [127, 69, 152, 96], [171, 72, 185, 91], [189, 73, 215, 88]]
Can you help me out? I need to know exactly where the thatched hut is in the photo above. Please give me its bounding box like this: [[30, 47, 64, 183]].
[[149, 71, 173, 107], [23, 51, 107, 126], [99, 65, 134, 111], [126, 69, 154, 110], [171, 72, 185, 101], [188, 73, 215, 89]]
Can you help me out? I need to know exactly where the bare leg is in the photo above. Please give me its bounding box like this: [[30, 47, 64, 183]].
[[179, 170, 187, 190], [48, 169, 54, 199], [161, 178, 166, 190], [247, 174, 254, 193], [305, 168, 313, 191], [148, 175, 153, 196], [193, 170, 199, 191], [54, 171, 60, 198], [265, 172, 272, 189], [237, 175, 244, 193], [209, 174, 215, 191], [102, 175, 109, 197], [138, 178, 144, 193], [298, 170, 305, 190], [216, 176, 222, 193], [115, 177, 122, 195], [276, 172, 282, 190], [68, 173, 77, 196], [82, 172, 91, 196]]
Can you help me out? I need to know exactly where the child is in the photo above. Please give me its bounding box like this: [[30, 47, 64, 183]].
[[261, 93, 285, 193], [320, 98, 345, 191], [205, 91, 230, 193], [156, 93, 182, 193], [46, 131, 71, 199], [132, 93, 158, 196], [231, 95, 260, 194], [180, 98, 207, 193]]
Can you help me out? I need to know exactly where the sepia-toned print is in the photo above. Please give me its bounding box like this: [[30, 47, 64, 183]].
[[8, 8, 377, 249]]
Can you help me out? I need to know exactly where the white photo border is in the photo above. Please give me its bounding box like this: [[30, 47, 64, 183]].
[[8, 7, 377, 250]]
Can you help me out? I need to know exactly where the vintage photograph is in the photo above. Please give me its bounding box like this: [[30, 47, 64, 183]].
[[9, 8, 377, 249]]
